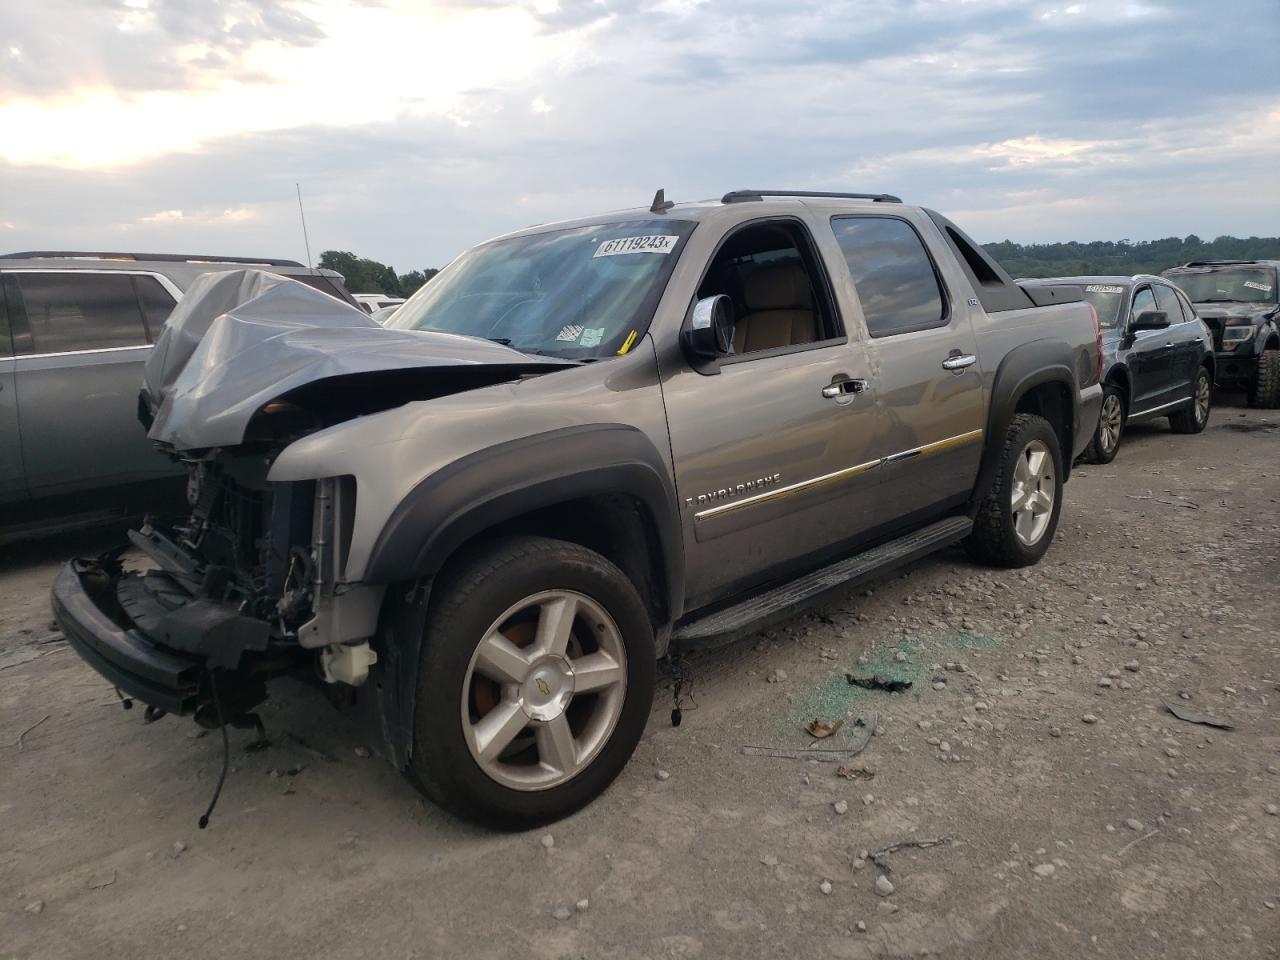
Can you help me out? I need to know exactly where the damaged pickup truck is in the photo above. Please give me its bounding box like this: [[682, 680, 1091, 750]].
[[53, 189, 1103, 828]]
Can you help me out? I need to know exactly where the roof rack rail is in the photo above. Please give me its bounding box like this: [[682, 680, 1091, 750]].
[[0, 251, 307, 267], [1179, 259, 1258, 267], [721, 189, 903, 204]]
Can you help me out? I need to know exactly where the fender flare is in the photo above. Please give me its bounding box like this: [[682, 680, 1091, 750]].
[[970, 339, 1080, 512], [363, 423, 684, 617]]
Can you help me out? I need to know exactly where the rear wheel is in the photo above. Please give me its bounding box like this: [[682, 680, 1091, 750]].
[[965, 413, 1063, 568], [1170, 367, 1212, 434], [1249, 349, 1280, 409], [1083, 384, 1125, 463], [409, 536, 655, 829]]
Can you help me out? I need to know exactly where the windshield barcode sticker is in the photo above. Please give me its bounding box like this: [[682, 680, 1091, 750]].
[[1244, 281, 1272, 292], [1085, 285, 1125, 294], [555, 324, 584, 342], [594, 235, 679, 257]]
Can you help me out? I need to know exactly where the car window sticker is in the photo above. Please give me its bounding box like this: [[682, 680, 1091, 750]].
[[593, 235, 679, 258]]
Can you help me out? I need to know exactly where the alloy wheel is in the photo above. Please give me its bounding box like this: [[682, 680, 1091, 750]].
[[1194, 374, 1210, 425], [461, 590, 628, 791], [1011, 439, 1055, 546], [1099, 393, 1123, 453]]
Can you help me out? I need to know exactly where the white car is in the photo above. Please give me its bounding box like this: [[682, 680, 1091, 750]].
[[352, 293, 406, 314]]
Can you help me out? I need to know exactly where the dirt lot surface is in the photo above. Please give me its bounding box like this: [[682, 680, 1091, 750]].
[[3, 396, 1279, 960]]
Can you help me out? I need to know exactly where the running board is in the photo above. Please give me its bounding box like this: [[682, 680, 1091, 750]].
[[673, 515, 973, 645]]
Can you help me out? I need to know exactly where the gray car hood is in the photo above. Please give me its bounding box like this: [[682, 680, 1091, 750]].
[[144, 269, 572, 451]]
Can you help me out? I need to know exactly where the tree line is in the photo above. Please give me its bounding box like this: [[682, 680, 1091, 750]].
[[321, 234, 1280, 296], [317, 250, 439, 297], [984, 235, 1280, 279]]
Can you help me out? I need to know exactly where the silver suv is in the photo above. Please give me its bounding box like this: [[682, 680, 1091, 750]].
[[0, 252, 355, 530], [51, 192, 1103, 827]]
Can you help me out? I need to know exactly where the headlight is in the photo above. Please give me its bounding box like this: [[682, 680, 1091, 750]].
[[1223, 325, 1254, 343]]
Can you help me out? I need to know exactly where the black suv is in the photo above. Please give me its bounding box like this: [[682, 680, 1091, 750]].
[[1022, 275, 1213, 463], [1163, 260, 1280, 408]]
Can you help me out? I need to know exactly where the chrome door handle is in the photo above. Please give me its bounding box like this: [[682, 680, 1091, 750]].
[[823, 376, 867, 399], [941, 354, 977, 371]]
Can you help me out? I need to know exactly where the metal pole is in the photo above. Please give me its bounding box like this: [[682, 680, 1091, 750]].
[[296, 182, 314, 271]]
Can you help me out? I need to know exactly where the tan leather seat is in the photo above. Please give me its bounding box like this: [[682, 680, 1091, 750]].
[[734, 261, 818, 353]]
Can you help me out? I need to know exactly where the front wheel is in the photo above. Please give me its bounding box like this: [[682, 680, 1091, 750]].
[[1170, 367, 1212, 434], [965, 413, 1064, 568], [409, 536, 655, 829], [1248, 349, 1280, 409], [1083, 384, 1125, 463]]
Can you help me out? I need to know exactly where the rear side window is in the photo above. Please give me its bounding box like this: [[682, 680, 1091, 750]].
[[1153, 284, 1184, 322], [14, 273, 150, 353], [831, 217, 947, 338], [133, 275, 177, 339]]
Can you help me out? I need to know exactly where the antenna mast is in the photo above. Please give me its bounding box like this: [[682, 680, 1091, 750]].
[[295, 182, 314, 271]]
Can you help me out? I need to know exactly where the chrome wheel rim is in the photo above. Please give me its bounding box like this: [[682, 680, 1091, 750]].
[[1098, 393, 1123, 453], [461, 590, 627, 791], [1011, 439, 1055, 546], [1194, 374, 1210, 424]]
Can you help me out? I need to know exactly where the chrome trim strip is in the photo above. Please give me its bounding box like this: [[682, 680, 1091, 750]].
[[1131, 397, 1190, 418], [17, 344, 153, 361], [693, 428, 984, 521], [694, 458, 882, 521]]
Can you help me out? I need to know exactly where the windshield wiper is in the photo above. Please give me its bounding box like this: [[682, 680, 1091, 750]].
[[1198, 297, 1243, 303], [487, 337, 513, 345]]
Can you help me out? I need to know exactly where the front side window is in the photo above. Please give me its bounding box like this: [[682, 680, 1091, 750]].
[[1130, 286, 1157, 324], [696, 219, 841, 356], [1166, 268, 1277, 304], [830, 217, 947, 338], [1153, 284, 1185, 323], [389, 219, 695, 358], [14, 273, 149, 354], [133, 275, 177, 340]]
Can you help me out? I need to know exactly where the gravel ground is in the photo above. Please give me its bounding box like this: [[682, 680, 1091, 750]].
[[2, 395, 1278, 960]]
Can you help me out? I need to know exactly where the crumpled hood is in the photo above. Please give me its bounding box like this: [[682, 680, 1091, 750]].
[[144, 269, 572, 451], [1192, 301, 1277, 325]]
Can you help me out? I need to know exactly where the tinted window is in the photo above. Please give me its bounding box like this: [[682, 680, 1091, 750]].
[[1076, 284, 1127, 328], [133, 275, 177, 339], [1130, 287, 1157, 323], [831, 217, 947, 338], [1153, 284, 1184, 322], [0, 280, 12, 358], [15, 273, 149, 353]]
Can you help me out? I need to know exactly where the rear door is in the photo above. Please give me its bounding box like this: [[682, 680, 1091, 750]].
[[6, 271, 179, 498], [827, 214, 985, 521], [1125, 284, 1172, 412], [0, 282, 25, 503]]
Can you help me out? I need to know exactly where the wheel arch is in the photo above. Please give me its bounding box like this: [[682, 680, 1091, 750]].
[[970, 340, 1079, 514], [364, 423, 684, 625]]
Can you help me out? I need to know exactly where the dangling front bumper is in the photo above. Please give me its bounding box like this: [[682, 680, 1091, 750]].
[[51, 559, 204, 715]]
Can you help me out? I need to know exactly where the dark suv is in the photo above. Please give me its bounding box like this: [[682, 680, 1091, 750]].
[[0, 252, 356, 533], [1021, 275, 1213, 463], [1162, 260, 1280, 408]]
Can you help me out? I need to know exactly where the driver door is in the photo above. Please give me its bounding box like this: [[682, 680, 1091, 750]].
[[1125, 284, 1173, 412], [659, 217, 881, 610]]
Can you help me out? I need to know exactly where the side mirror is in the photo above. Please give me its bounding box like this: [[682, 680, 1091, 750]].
[[682, 294, 736, 373], [1130, 310, 1170, 331]]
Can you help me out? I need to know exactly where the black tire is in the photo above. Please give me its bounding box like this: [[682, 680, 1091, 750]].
[[964, 413, 1064, 568], [1248, 349, 1280, 409], [409, 536, 655, 829], [1170, 366, 1212, 434], [1083, 383, 1125, 464]]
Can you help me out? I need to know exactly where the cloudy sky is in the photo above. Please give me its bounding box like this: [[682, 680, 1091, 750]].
[[2, 0, 1277, 272]]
